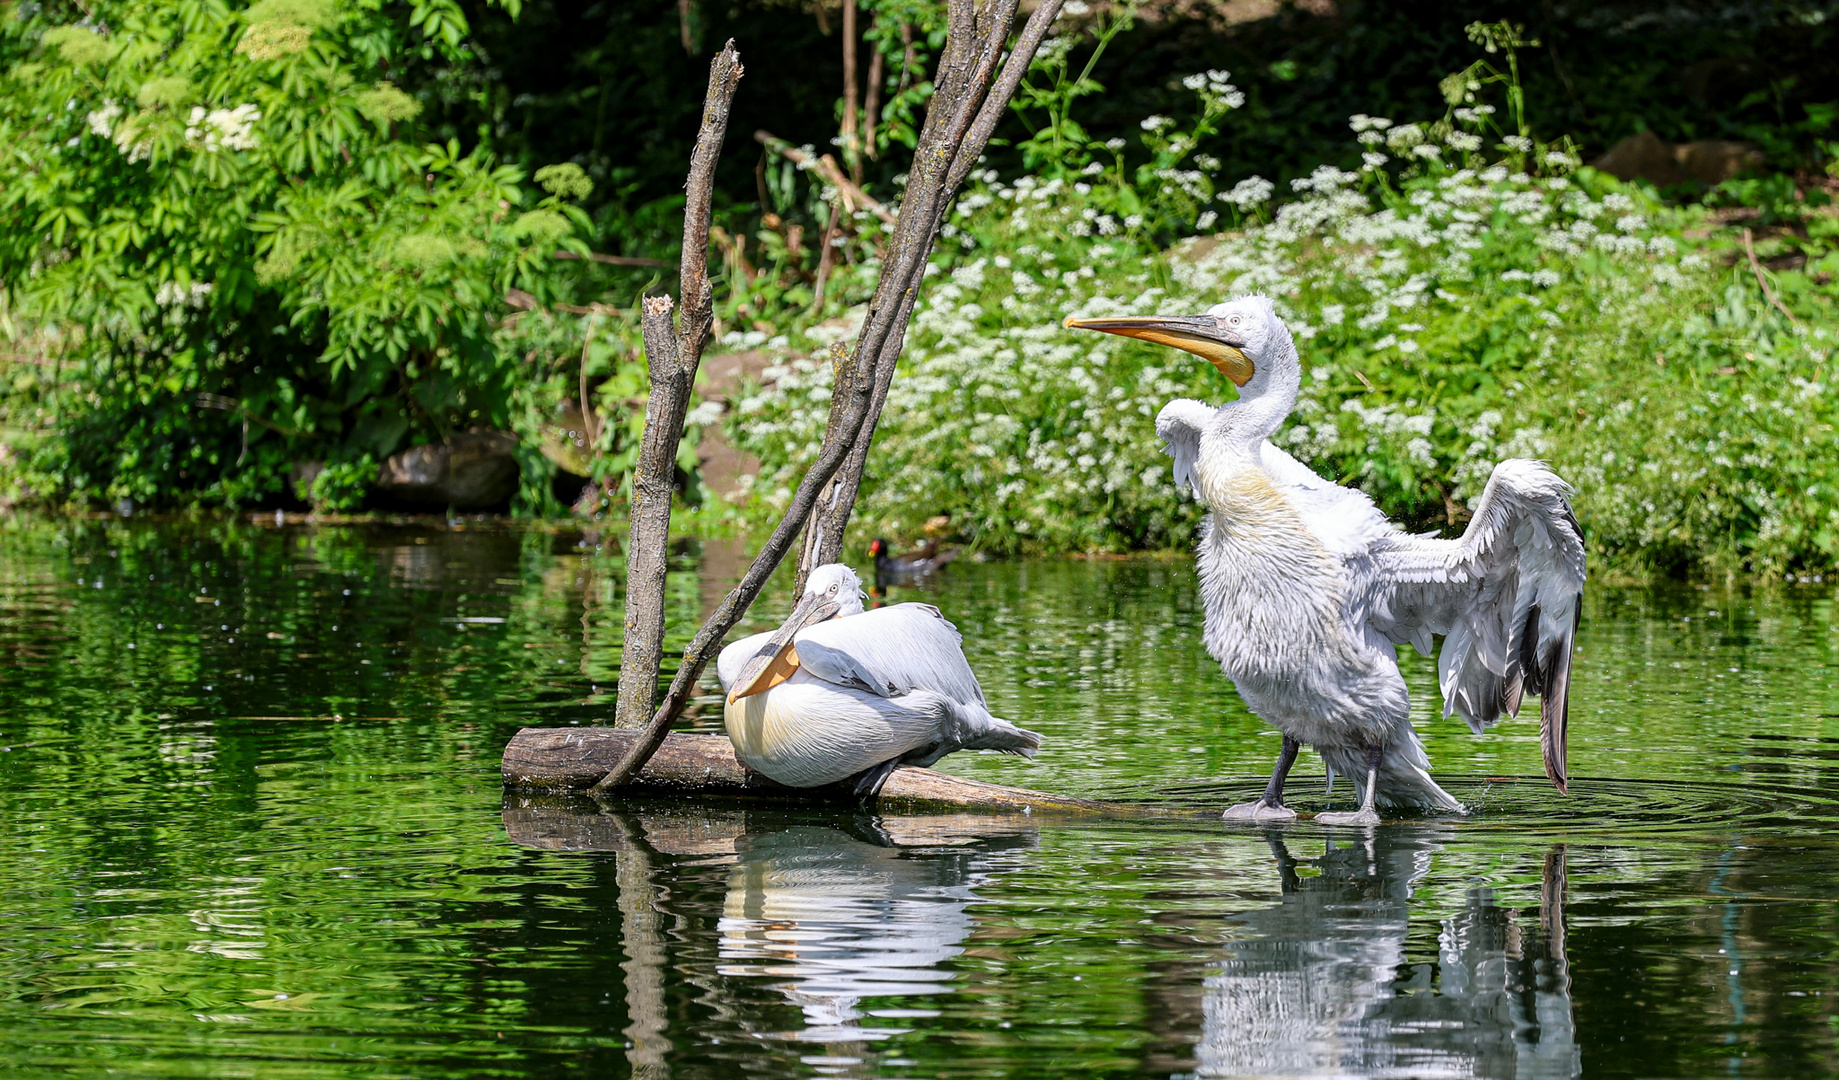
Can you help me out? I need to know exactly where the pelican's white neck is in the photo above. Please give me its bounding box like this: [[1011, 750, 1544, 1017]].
[[1209, 328, 1300, 449]]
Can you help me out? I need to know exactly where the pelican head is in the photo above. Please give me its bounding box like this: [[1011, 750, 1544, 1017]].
[[1063, 296, 1291, 389], [726, 563, 866, 703]]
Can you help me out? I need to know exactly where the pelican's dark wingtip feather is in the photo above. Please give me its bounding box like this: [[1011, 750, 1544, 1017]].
[[1540, 605, 1580, 794]]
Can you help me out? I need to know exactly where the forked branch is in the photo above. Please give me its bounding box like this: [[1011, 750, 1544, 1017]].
[[802, 0, 1067, 576], [591, 0, 1065, 791]]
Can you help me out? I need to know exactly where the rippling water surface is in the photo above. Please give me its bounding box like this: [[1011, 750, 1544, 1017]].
[[4, 517, 1839, 1078]]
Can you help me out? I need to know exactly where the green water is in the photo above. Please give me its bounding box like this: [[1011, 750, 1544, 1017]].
[[5, 518, 1839, 1078]]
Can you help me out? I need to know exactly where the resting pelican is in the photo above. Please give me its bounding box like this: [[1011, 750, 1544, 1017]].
[[1067, 296, 1584, 825], [717, 563, 1042, 793]]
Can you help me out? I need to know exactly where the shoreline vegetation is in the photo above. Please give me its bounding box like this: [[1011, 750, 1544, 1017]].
[[1, 4, 1834, 580]]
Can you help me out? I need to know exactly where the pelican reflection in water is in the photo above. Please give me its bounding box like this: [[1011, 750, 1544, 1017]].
[[1186, 830, 1578, 1079], [716, 819, 1036, 1042]]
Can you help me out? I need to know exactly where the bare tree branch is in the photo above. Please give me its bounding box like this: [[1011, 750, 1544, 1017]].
[[578, 315, 602, 449], [863, 15, 885, 161], [612, 40, 744, 730], [809, 199, 843, 314], [553, 250, 673, 268], [755, 131, 897, 224], [802, 0, 1067, 574], [947, 0, 1066, 193], [841, 0, 860, 180], [1743, 226, 1799, 325], [614, 296, 686, 730], [590, 0, 1038, 791]]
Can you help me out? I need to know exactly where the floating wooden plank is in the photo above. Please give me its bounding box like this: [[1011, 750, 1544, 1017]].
[[501, 726, 1196, 817]]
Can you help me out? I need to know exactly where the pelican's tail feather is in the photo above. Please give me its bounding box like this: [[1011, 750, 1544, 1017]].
[[1318, 728, 1464, 812], [961, 714, 1043, 759]]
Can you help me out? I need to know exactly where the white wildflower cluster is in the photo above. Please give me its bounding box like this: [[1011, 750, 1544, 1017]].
[[84, 101, 152, 163], [155, 281, 214, 308], [1220, 176, 1274, 209], [683, 399, 725, 428], [1181, 69, 1245, 111], [728, 105, 1728, 552], [185, 104, 262, 152]]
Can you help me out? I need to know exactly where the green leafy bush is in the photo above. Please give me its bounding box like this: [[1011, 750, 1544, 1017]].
[[0, 0, 630, 510], [306, 456, 378, 513]]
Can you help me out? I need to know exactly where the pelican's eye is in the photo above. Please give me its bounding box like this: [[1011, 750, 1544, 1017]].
[[827, 582, 839, 595]]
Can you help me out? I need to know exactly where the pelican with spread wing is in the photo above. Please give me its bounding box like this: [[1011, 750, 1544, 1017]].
[[718, 564, 1042, 794], [1067, 296, 1584, 825]]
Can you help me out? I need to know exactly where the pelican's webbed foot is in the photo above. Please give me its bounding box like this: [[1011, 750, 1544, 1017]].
[[1315, 806, 1381, 827], [1222, 733, 1301, 823], [1222, 799, 1298, 822], [1315, 744, 1383, 827]]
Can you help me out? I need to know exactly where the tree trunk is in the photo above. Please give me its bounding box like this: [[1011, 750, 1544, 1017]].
[[841, 0, 859, 179], [612, 42, 743, 729], [863, 16, 884, 160]]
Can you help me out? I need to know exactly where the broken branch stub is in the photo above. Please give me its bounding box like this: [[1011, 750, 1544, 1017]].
[[589, 0, 1062, 791], [613, 41, 743, 730]]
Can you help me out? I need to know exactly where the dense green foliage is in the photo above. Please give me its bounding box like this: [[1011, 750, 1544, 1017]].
[[0, 0, 697, 511], [1, 0, 1835, 578], [434, 0, 1839, 219]]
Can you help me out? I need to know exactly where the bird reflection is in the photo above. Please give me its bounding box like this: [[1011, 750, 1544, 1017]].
[[716, 819, 1032, 1042], [1193, 831, 1577, 1079]]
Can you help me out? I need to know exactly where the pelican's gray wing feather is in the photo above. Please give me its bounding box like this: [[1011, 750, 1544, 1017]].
[[1367, 459, 1585, 790], [793, 603, 987, 706], [1156, 398, 1218, 498]]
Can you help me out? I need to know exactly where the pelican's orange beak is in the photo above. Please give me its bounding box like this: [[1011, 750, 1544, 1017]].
[[726, 591, 840, 704], [1063, 314, 1256, 386]]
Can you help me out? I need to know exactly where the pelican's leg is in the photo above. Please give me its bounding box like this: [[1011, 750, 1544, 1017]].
[[852, 758, 904, 800], [1316, 743, 1383, 827], [1222, 735, 1300, 822]]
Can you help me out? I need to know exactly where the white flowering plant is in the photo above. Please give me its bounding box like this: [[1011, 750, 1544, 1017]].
[[724, 26, 1835, 575]]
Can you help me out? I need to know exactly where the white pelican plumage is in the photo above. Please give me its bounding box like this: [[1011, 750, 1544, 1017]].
[[717, 563, 1042, 792], [1067, 296, 1585, 825]]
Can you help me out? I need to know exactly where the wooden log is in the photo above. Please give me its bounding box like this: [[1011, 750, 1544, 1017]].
[[503, 727, 1196, 817]]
